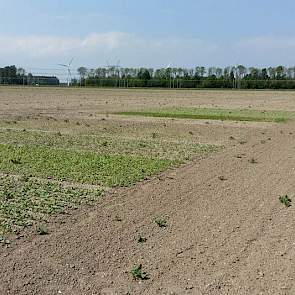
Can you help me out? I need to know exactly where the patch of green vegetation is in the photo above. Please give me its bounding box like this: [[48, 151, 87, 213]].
[[0, 129, 216, 161], [0, 144, 175, 186], [131, 264, 149, 280], [0, 175, 103, 235], [36, 224, 49, 235], [279, 195, 292, 208], [0, 128, 217, 235], [116, 108, 293, 123], [155, 217, 167, 228]]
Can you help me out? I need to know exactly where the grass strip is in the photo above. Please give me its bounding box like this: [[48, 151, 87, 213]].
[[116, 108, 292, 123]]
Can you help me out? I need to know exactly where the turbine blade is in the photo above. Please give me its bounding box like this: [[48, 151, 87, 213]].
[[69, 57, 74, 66]]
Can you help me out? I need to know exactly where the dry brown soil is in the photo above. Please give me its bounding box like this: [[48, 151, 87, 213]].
[[1, 87, 295, 294]]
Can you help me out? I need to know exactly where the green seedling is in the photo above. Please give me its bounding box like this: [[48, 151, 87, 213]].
[[279, 195, 292, 207], [36, 224, 49, 235], [10, 158, 21, 164], [155, 217, 167, 228], [131, 264, 149, 280]]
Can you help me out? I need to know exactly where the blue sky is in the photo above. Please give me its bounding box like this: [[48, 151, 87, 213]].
[[1, 0, 295, 74]]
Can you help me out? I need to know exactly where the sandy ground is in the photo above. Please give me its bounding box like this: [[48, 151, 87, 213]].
[[1, 87, 295, 294], [1, 87, 295, 119]]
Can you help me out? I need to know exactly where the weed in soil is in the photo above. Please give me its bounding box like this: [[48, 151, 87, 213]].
[[279, 195, 292, 207], [131, 264, 149, 280], [155, 217, 167, 228], [249, 158, 258, 164], [218, 176, 227, 181], [36, 224, 49, 235], [138, 236, 147, 243]]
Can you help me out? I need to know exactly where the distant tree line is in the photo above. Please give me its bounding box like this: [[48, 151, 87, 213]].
[[2, 64, 295, 89], [76, 65, 295, 89], [0, 65, 59, 86]]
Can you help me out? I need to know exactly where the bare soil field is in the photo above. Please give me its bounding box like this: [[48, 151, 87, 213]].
[[1, 87, 295, 294]]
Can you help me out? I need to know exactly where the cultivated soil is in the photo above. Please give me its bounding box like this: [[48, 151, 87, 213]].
[[1, 87, 295, 294]]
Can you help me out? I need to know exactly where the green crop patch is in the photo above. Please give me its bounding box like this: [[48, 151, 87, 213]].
[[0, 144, 175, 187], [116, 108, 293, 123], [0, 174, 103, 235], [0, 129, 216, 161], [0, 129, 217, 235]]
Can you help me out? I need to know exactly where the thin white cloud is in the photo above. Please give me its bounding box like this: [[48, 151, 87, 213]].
[[0, 32, 129, 57], [0, 32, 220, 68], [0, 32, 295, 70], [81, 32, 131, 50]]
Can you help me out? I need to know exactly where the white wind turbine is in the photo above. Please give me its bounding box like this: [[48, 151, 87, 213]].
[[166, 62, 173, 69], [58, 57, 74, 86]]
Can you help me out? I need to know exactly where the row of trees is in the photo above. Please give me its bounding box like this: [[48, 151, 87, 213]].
[[2, 64, 295, 89], [76, 65, 295, 89], [0, 65, 59, 86], [78, 65, 295, 80]]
